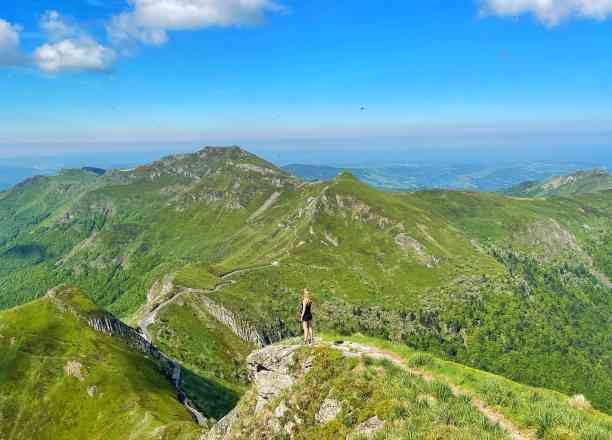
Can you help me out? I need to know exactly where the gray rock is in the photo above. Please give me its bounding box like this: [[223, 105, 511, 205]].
[[316, 398, 342, 424], [247, 344, 300, 411], [348, 416, 384, 439], [274, 400, 289, 419], [269, 400, 289, 434], [204, 407, 238, 440]]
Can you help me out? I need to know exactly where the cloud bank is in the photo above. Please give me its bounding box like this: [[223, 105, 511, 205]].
[[108, 0, 283, 45], [0, 19, 23, 67], [481, 0, 612, 25]]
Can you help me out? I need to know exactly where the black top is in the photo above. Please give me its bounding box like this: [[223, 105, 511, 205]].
[[302, 301, 313, 321]]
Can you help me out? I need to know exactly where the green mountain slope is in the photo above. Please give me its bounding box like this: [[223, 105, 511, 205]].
[[504, 169, 612, 197], [0, 147, 610, 414], [0, 285, 201, 440], [207, 337, 612, 440]]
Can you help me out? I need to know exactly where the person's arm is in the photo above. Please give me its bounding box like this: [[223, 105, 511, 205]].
[[300, 300, 305, 320]]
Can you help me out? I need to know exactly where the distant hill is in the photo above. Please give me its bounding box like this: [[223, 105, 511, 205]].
[[82, 166, 106, 175], [282, 161, 602, 192], [0, 166, 53, 191], [504, 169, 612, 197], [1, 146, 611, 414], [282, 164, 347, 181]]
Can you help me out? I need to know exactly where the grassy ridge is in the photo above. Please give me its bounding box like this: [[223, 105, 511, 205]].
[[0, 287, 200, 440], [504, 170, 612, 198], [230, 344, 511, 439], [336, 334, 612, 439]]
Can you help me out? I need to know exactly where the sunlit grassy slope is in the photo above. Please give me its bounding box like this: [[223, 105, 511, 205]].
[[504, 169, 612, 197], [0, 147, 610, 413], [332, 334, 612, 439], [223, 336, 612, 440], [0, 286, 200, 440]]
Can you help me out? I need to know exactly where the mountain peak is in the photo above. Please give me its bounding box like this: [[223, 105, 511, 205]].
[[196, 145, 248, 156], [108, 146, 291, 183]]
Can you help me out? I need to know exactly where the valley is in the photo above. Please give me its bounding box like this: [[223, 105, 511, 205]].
[[0, 146, 611, 439]]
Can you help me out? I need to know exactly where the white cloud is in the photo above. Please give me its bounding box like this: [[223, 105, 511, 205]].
[[34, 37, 117, 73], [40, 10, 78, 41], [481, 0, 612, 26], [0, 18, 23, 66], [108, 12, 169, 46], [108, 0, 283, 45], [33, 10, 117, 73]]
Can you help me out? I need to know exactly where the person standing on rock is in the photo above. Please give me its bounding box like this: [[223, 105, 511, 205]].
[[300, 289, 314, 344]]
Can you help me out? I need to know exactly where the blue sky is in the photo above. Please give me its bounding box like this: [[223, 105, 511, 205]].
[[1, 0, 612, 157]]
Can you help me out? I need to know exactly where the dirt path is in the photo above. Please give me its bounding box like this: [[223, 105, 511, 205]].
[[329, 341, 534, 440]]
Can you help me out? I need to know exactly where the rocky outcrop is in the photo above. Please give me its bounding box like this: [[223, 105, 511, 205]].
[[206, 343, 311, 439], [316, 398, 342, 424], [246, 344, 303, 411], [198, 296, 269, 348], [204, 407, 238, 440], [197, 294, 288, 347], [348, 416, 384, 439], [394, 233, 439, 267], [87, 314, 180, 384]]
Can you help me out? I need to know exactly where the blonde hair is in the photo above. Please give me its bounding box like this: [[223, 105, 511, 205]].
[[302, 288, 312, 303]]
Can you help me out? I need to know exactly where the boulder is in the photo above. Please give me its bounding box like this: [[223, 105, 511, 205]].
[[246, 344, 301, 411], [316, 398, 342, 424], [348, 416, 384, 439]]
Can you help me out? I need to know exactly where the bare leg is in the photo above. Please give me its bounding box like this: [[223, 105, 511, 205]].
[[302, 321, 308, 343], [308, 321, 314, 344]]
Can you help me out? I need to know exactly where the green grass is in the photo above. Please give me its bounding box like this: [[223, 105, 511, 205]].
[[0, 287, 201, 440], [504, 170, 612, 198], [230, 344, 510, 439], [174, 264, 221, 289], [149, 292, 253, 420], [333, 334, 612, 440]]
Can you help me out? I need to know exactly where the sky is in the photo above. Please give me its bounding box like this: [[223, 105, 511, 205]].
[[1, 0, 612, 158]]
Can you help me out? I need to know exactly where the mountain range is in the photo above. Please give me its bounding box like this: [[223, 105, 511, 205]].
[[504, 169, 612, 198], [0, 146, 610, 438], [282, 162, 610, 192]]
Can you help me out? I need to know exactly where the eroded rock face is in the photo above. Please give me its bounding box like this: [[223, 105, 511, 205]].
[[520, 218, 581, 256], [246, 344, 300, 411], [394, 233, 439, 267], [206, 343, 385, 440], [204, 407, 238, 440], [205, 344, 307, 440]]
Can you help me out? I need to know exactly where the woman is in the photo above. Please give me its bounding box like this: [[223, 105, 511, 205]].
[[300, 288, 314, 344]]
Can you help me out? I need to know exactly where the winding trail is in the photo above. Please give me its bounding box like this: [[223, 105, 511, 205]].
[[134, 263, 277, 426], [138, 263, 277, 342], [328, 341, 534, 440]]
